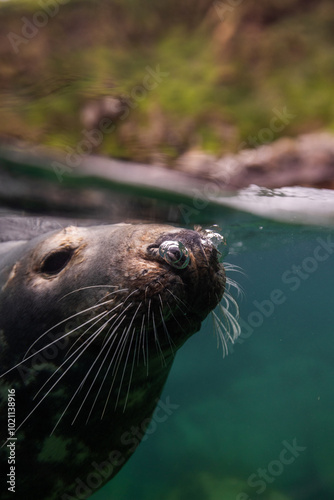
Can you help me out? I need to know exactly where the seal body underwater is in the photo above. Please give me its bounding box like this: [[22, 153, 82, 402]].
[[0, 221, 236, 499]]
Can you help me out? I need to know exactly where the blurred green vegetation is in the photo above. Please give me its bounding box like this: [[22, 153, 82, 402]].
[[1, 0, 334, 164]]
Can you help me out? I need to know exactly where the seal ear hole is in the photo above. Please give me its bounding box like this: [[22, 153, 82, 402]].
[[41, 248, 74, 275]]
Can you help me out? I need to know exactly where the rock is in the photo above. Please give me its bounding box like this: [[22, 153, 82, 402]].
[[175, 149, 217, 177], [174, 132, 334, 190], [80, 97, 125, 130], [211, 132, 334, 189]]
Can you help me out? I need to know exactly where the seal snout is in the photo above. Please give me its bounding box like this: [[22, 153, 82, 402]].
[[158, 240, 190, 270], [145, 228, 226, 321]]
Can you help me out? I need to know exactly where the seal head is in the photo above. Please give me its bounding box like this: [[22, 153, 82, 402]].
[[0, 223, 227, 500]]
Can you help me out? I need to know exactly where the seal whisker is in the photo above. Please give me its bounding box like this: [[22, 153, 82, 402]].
[[152, 309, 166, 366], [222, 289, 240, 317], [213, 309, 233, 344], [83, 335, 120, 424], [209, 270, 241, 356], [100, 326, 130, 418], [145, 320, 149, 375], [84, 306, 135, 423], [158, 295, 176, 355], [215, 296, 241, 343], [221, 305, 240, 343], [225, 275, 244, 298], [110, 309, 137, 381], [49, 319, 115, 434], [212, 311, 229, 355], [59, 286, 128, 302], [164, 287, 188, 312], [166, 302, 187, 334], [159, 307, 175, 355], [137, 313, 147, 368], [63, 311, 118, 360], [36, 304, 136, 432], [140, 313, 150, 375], [165, 288, 190, 320], [51, 305, 135, 430], [22, 289, 140, 366], [37, 317, 110, 402], [98, 301, 141, 418], [22, 297, 126, 361], [33, 308, 124, 402], [222, 305, 241, 341], [224, 262, 245, 276], [14, 318, 110, 437], [69, 311, 133, 425], [114, 303, 142, 410], [0, 308, 115, 378], [121, 326, 140, 412]]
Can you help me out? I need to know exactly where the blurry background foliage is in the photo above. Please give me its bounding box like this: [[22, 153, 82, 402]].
[[1, 0, 334, 164]]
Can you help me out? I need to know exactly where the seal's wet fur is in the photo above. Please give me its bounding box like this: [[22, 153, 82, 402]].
[[0, 223, 231, 499]]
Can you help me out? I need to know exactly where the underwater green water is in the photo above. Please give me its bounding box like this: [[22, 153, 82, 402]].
[[1, 162, 333, 500], [85, 208, 334, 500]]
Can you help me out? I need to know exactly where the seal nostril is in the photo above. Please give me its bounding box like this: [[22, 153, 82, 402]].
[[41, 249, 74, 275], [159, 240, 190, 270], [166, 246, 181, 260]]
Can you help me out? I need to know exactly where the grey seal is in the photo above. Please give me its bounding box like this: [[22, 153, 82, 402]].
[[0, 222, 238, 500]]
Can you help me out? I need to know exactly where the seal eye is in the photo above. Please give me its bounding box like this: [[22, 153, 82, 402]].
[[41, 249, 74, 275], [159, 240, 190, 269]]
